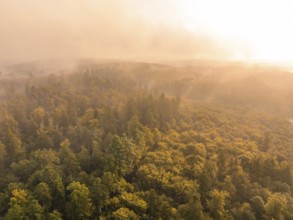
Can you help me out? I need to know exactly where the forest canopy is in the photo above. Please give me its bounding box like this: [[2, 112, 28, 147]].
[[0, 60, 293, 219]]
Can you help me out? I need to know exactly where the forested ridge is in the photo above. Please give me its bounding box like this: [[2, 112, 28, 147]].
[[0, 62, 293, 219]]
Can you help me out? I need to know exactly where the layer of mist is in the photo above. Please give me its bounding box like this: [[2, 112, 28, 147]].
[[0, 0, 229, 65]]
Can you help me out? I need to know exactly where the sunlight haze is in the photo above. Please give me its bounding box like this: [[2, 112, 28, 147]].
[[0, 0, 293, 64], [177, 0, 293, 62]]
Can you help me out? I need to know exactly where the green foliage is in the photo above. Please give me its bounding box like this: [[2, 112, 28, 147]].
[[33, 182, 52, 211], [119, 192, 147, 213], [0, 142, 7, 166], [208, 190, 230, 220], [66, 181, 93, 219], [48, 210, 62, 220], [111, 207, 139, 220], [105, 135, 137, 177], [5, 189, 44, 220], [59, 139, 81, 183], [265, 193, 288, 220]]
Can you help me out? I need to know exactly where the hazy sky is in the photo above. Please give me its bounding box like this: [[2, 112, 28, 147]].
[[1, 0, 292, 65]]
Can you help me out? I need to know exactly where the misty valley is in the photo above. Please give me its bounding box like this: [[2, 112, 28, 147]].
[[0, 59, 293, 219]]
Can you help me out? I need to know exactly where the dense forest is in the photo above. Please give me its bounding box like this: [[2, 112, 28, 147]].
[[0, 60, 293, 219]]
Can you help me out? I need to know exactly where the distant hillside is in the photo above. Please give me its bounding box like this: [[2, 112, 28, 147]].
[[1, 58, 293, 116], [74, 59, 293, 117]]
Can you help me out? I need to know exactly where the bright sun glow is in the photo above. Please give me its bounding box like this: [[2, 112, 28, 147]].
[[178, 0, 293, 62]]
